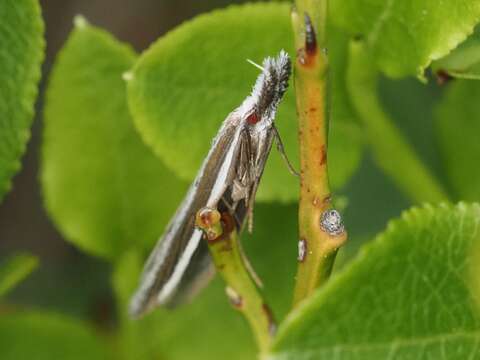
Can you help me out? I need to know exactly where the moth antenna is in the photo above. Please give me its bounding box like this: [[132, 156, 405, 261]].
[[272, 125, 300, 177], [246, 58, 265, 71]]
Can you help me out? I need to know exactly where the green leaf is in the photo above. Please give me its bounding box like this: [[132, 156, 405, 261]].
[[127, 2, 363, 202], [270, 203, 480, 359], [472, 240, 480, 311], [0, 254, 38, 298], [436, 79, 480, 200], [0, 0, 44, 202], [0, 311, 110, 359], [113, 204, 298, 360], [328, 27, 365, 189], [346, 41, 448, 203], [41, 18, 187, 259], [432, 28, 480, 80], [331, 0, 480, 78]]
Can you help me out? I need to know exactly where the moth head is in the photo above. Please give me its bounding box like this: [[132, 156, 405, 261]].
[[240, 50, 291, 128]]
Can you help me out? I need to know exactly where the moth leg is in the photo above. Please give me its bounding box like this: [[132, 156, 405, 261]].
[[232, 129, 253, 203], [272, 125, 300, 177], [238, 238, 264, 288], [247, 205, 254, 233], [222, 129, 263, 286], [244, 130, 257, 233], [232, 178, 250, 202], [220, 197, 243, 226], [230, 128, 259, 234]]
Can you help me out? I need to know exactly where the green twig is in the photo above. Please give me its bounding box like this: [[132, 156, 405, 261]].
[[291, 0, 347, 308], [346, 41, 449, 203], [195, 208, 275, 354]]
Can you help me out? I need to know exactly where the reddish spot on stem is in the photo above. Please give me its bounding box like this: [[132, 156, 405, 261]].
[[262, 303, 277, 336], [206, 230, 219, 242], [199, 212, 212, 226], [205, 212, 235, 244], [436, 70, 453, 85], [320, 145, 327, 166], [220, 212, 235, 234], [297, 48, 314, 67], [219, 242, 233, 252], [198, 208, 219, 228], [230, 296, 242, 308], [322, 194, 332, 206], [226, 287, 243, 309]]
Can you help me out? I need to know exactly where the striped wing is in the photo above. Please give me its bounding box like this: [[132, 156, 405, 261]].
[[129, 114, 246, 317]]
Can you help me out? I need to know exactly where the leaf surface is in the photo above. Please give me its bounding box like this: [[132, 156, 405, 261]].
[[0, 311, 110, 360], [331, 0, 480, 77], [0, 0, 44, 201], [42, 19, 187, 259], [432, 28, 480, 80], [270, 203, 480, 359], [436, 79, 480, 201]]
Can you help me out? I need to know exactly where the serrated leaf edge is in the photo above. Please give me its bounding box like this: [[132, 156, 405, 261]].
[[271, 202, 480, 353], [0, 0, 45, 201], [41, 19, 137, 259], [420, 22, 480, 79]]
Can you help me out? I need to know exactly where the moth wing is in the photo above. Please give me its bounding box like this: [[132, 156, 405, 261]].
[[129, 114, 243, 317], [164, 127, 260, 306]]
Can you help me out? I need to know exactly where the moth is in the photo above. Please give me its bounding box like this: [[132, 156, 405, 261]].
[[129, 51, 292, 317]]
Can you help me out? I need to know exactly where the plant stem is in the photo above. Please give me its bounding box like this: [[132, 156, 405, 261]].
[[195, 208, 275, 354], [346, 41, 449, 203], [291, 1, 347, 308]]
